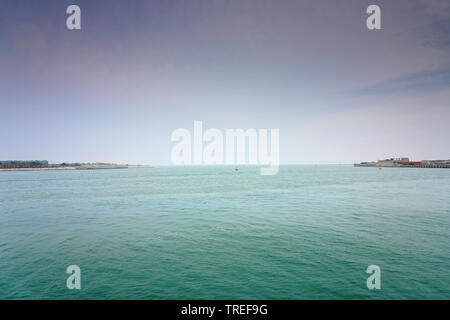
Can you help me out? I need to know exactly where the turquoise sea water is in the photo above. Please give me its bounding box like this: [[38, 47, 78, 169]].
[[0, 165, 449, 299]]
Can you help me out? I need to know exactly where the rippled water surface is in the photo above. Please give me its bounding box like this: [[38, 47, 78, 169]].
[[0, 166, 449, 299]]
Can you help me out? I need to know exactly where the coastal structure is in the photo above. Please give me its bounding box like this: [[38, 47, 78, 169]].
[[354, 157, 450, 168]]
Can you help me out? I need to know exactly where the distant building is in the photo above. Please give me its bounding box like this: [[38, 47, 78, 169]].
[[354, 157, 450, 168], [0, 160, 49, 168]]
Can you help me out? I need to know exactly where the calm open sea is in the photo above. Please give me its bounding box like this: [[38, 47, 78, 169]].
[[0, 166, 449, 299]]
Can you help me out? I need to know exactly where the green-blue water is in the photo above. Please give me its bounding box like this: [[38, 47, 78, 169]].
[[0, 166, 449, 299]]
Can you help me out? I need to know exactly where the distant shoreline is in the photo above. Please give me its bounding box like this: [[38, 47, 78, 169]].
[[0, 165, 153, 172], [0, 167, 77, 171]]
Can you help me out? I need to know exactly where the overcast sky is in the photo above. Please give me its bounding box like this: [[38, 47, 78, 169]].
[[0, 0, 449, 164]]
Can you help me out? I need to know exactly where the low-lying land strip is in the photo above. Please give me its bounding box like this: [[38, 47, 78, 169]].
[[0, 161, 152, 171]]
